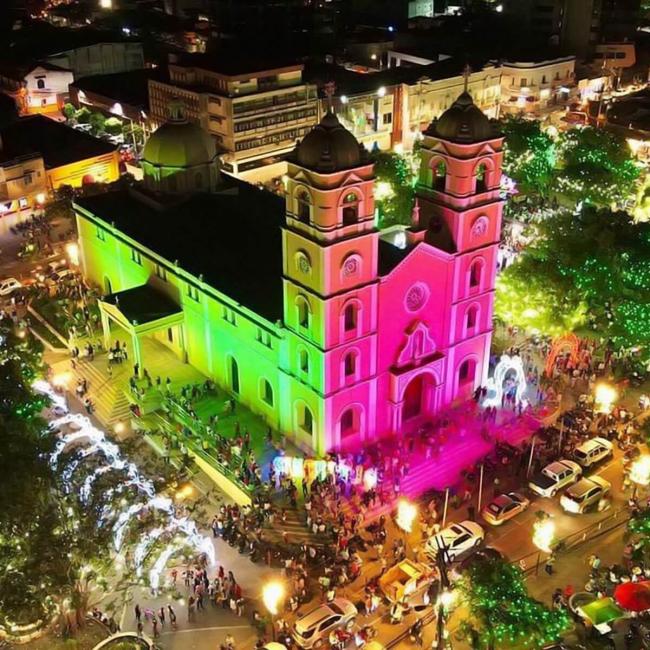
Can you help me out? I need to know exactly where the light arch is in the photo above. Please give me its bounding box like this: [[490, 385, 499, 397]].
[[545, 333, 580, 377]]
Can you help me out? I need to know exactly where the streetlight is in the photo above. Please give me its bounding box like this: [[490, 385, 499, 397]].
[[594, 383, 617, 414], [532, 516, 555, 575], [395, 499, 417, 533], [630, 455, 650, 499], [262, 581, 285, 641]]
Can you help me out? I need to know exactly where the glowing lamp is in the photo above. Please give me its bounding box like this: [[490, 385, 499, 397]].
[[363, 467, 377, 491], [262, 581, 284, 616], [377, 86, 387, 98], [630, 455, 650, 487], [594, 383, 617, 414], [532, 518, 555, 553], [114, 421, 125, 434], [36, 193, 46, 205], [99, 0, 112, 8], [340, 95, 348, 104], [52, 372, 71, 388], [438, 589, 456, 608], [66, 242, 79, 266], [395, 499, 417, 533]]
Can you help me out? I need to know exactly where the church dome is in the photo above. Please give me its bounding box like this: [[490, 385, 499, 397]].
[[293, 111, 366, 173], [427, 91, 497, 144], [143, 105, 216, 168]]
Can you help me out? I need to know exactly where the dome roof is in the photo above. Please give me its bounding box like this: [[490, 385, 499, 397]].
[[427, 91, 498, 143], [293, 111, 366, 173], [143, 119, 216, 169]]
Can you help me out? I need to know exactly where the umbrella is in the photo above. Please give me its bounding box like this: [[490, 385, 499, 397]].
[[614, 580, 650, 612]]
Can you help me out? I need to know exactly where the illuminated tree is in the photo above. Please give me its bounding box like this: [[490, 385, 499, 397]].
[[459, 554, 571, 649], [89, 112, 106, 135], [556, 127, 640, 206], [371, 151, 416, 227], [496, 207, 650, 360], [501, 117, 556, 195]]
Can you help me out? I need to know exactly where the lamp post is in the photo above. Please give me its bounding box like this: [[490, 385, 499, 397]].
[[434, 538, 454, 650], [594, 383, 617, 415], [630, 455, 650, 500], [262, 581, 285, 641], [395, 498, 418, 535], [532, 516, 555, 576]]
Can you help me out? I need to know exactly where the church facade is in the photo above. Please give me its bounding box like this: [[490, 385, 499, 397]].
[[75, 92, 503, 456]]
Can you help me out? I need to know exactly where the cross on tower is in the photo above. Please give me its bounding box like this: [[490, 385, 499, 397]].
[[323, 81, 336, 112], [462, 64, 472, 93]]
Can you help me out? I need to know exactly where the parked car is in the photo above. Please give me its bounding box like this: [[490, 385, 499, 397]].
[[292, 598, 357, 649], [572, 437, 613, 468], [560, 476, 611, 514], [481, 491, 530, 526], [424, 520, 484, 562], [529, 460, 582, 498], [0, 277, 22, 296], [47, 269, 76, 284]]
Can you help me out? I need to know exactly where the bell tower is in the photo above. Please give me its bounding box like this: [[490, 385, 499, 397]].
[[281, 112, 379, 453], [412, 89, 504, 401]]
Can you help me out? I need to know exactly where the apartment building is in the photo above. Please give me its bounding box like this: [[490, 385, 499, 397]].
[[149, 56, 319, 177]]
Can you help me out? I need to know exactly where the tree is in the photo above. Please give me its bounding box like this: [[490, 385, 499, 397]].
[[104, 117, 123, 136], [89, 112, 106, 135], [62, 103, 77, 121], [459, 554, 570, 649], [75, 107, 91, 124], [122, 122, 144, 147], [501, 117, 556, 195], [495, 206, 650, 358], [556, 127, 640, 206], [371, 150, 416, 227]]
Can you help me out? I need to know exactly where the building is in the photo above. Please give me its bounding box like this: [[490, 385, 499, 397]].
[[148, 56, 319, 180], [0, 62, 74, 115], [500, 56, 576, 114], [0, 115, 120, 191], [74, 94, 502, 455], [0, 152, 47, 234]]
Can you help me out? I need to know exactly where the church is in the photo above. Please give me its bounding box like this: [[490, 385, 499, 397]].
[[74, 92, 503, 456]]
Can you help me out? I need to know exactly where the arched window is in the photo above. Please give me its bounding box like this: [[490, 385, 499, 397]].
[[433, 160, 446, 191], [476, 163, 487, 193], [261, 378, 274, 406], [343, 303, 357, 332], [342, 192, 359, 226], [466, 305, 478, 333], [459, 359, 475, 385], [37, 78, 45, 89], [229, 356, 240, 393], [469, 259, 483, 289], [296, 296, 310, 329], [299, 349, 309, 374], [340, 408, 356, 437], [195, 172, 203, 189], [301, 405, 314, 434], [344, 351, 357, 378], [296, 190, 311, 224]]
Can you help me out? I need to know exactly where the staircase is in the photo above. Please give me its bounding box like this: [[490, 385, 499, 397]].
[[262, 499, 325, 548], [73, 360, 132, 428]]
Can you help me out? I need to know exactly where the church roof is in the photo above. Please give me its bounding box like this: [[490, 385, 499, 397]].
[[426, 91, 499, 144], [102, 284, 182, 325], [75, 178, 285, 322], [291, 111, 367, 174], [143, 117, 216, 169]]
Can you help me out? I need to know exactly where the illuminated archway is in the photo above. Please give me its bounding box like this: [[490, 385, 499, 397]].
[[483, 354, 527, 408], [545, 333, 580, 377]]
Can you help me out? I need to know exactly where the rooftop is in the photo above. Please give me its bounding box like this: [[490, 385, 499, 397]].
[[102, 284, 182, 325], [0, 115, 116, 168], [171, 51, 303, 79]]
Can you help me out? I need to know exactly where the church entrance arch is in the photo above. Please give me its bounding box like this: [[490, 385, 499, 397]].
[[545, 333, 580, 377], [402, 371, 437, 422]]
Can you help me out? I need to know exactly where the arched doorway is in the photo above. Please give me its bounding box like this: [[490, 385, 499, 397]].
[[402, 372, 436, 422], [229, 356, 240, 394]]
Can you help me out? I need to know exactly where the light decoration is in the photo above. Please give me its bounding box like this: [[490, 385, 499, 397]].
[[65, 242, 79, 266], [532, 518, 555, 554], [482, 354, 528, 408], [262, 581, 285, 616], [33, 380, 216, 591], [594, 383, 617, 414], [374, 181, 395, 201], [395, 499, 418, 533], [630, 456, 650, 487]]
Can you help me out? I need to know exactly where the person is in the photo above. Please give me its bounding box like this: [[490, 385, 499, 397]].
[[167, 604, 177, 630], [545, 553, 556, 576], [134, 603, 141, 622], [224, 632, 236, 650]]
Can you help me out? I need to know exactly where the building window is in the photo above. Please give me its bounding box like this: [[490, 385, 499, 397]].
[[459, 359, 475, 385], [261, 379, 274, 406], [37, 78, 45, 89], [466, 305, 478, 332], [433, 160, 446, 191], [230, 356, 240, 393], [382, 112, 392, 125], [344, 351, 356, 378], [340, 408, 356, 436], [96, 227, 106, 241], [256, 328, 272, 348], [343, 303, 357, 332], [24, 173, 32, 186], [299, 349, 309, 374], [131, 249, 142, 265], [300, 405, 314, 434], [222, 306, 237, 325], [476, 163, 487, 193], [342, 192, 359, 226], [469, 259, 483, 289], [297, 296, 310, 329], [155, 264, 167, 282], [187, 284, 200, 302], [296, 190, 311, 224]]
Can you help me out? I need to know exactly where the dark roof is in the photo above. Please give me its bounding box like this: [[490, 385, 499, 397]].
[[172, 51, 303, 77], [103, 284, 181, 325], [75, 179, 286, 322], [71, 68, 167, 111], [0, 115, 116, 168], [378, 239, 410, 276], [292, 111, 366, 173]]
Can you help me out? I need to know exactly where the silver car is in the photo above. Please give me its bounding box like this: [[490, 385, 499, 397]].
[[560, 476, 611, 514], [293, 598, 357, 649]]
